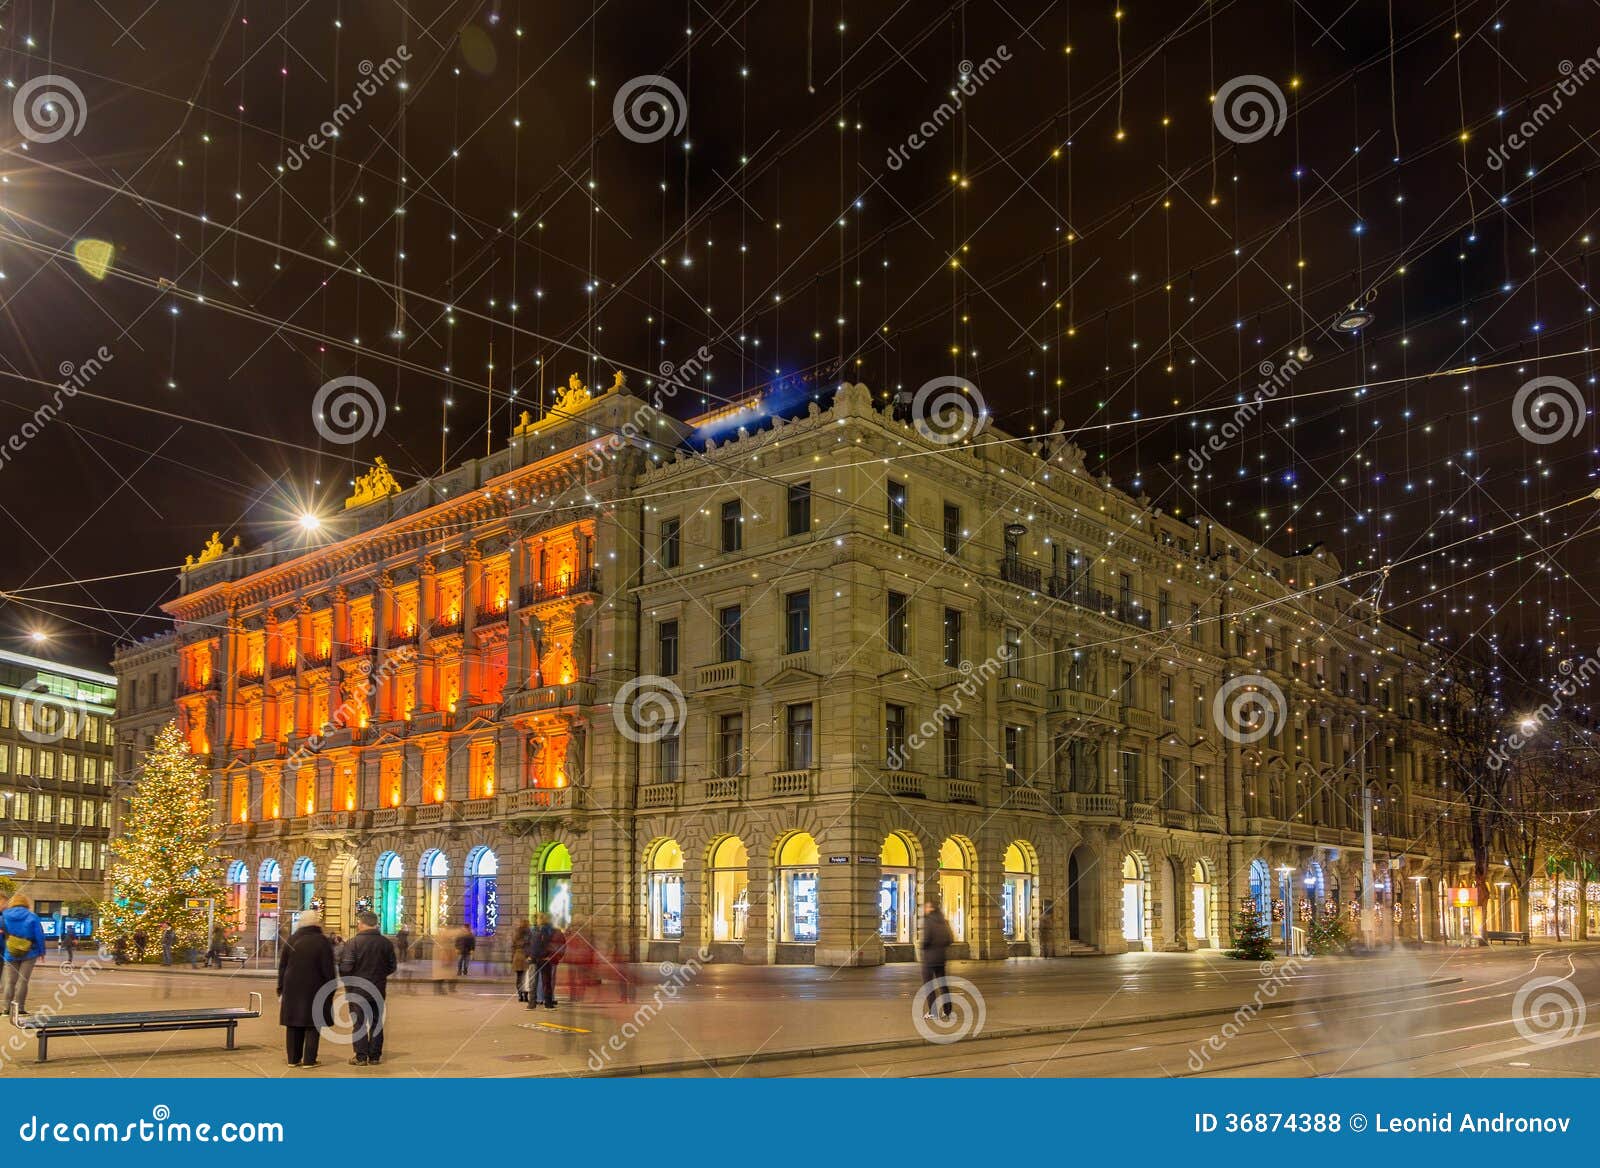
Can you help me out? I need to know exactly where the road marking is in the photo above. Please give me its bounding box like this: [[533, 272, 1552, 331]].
[[519, 1021, 590, 1035]]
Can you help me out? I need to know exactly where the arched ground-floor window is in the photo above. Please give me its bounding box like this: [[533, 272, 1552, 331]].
[[1122, 854, 1147, 943], [648, 839, 684, 940], [536, 842, 573, 928], [709, 837, 749, 943], [466, 846, 499, 936], [1002, 842, 1035, 942], [938, 837, 974, 941], [419, 849, 449, 933], [878, 832, 916, 943], [1191, 861, 1214, 943], [777, 832, 819, 943], [375, 851, 404, 934]]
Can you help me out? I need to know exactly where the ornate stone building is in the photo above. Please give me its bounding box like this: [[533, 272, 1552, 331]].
[[114, 374, 1466, 964]]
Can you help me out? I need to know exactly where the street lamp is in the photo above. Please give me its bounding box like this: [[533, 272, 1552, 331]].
[[1276, 864, 1293, 951]]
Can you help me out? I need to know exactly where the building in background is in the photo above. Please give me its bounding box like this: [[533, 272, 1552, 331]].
[[112, 375, 1471, 965], [0, 649, 116, 942]]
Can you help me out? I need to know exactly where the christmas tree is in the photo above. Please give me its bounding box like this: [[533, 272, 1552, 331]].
[[1225, 898, 1276, 961], [99, 722, 233, 951]]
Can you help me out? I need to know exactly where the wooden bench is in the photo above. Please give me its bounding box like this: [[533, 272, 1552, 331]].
[[1484, 930, 1530, 945], [10, 993, 262, 1063]]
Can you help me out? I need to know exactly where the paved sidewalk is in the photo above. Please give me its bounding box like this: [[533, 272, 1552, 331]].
[[0, 943, 1541, 1078]]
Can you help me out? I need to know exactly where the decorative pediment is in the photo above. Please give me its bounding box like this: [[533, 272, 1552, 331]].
[[764, 664, 821, 689]]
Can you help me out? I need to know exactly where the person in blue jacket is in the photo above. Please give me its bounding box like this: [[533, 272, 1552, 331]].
[[1, 893, 47, 1016]]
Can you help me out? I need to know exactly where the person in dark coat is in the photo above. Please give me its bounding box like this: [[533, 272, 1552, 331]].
[[526, 914, 566, 1009], [919, 901, 955, 1021], [454, 927, 476, 976], [338, 910, 397, 1067], [394, 928, 411, 967], [510, 920, 532, 1002], [276, 911, 336, 1068]]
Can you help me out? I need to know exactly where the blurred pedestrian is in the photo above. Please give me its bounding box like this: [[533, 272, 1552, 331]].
[[60, 929, 76, 966], [527, 913, 566, 1009], [277, 911, 335, 1068], [394, 927, 411, 967], [430, 930, 454, 994], [207, 925, 228, 968], [133, 928, 149, 963], [338, 910, 396, 1067], [1, 894, 46, 1016], [920, 900, 954, 1021], [159, 925, 175, 966], [454, 927, 476, 976], [511, 920, 532, 1002]]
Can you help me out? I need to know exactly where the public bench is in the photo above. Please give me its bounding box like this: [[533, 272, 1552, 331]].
[[10, 993, 262, 1063], [1484, 930, 1530, 945]]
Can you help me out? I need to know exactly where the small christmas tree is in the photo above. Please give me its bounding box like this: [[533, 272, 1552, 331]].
[[1225, 898, 1276, 960], [99, 722, 233, 952]]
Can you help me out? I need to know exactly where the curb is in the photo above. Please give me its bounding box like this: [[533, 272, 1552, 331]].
[[559, 975, 1465, 1078]]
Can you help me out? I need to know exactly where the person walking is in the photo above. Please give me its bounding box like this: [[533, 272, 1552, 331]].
[[159, 925, 175, 966], [60, 929, 75, 967], [276, 911, 336, 1068], [133, 928, 149, 963], [1, 894, 46, 1017], [510, 920, 532, 1002], [337, 911, 397, 1067], [207, 925, 228, 968], [919, 900, 955, 1021], [394, 927, 411, 968], [454, 926, 476, 976], [527, 914, 566, 1009]]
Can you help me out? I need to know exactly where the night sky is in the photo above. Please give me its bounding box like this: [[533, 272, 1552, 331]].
[[2, 0, 1598, 673]]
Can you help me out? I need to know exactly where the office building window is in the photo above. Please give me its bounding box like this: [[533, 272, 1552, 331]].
[[1191, 603, 1202, 645], [1004, 627, 1022, 677], [785, 591, 811, 653], [885, 704, 908, 768], [1159, 590, 1171, 629], [658, 734, 681, 783], [657, 620, 680, 675], [887, 480, 907, 536], [787, 481, 811, 536], [721, 500, 743, 552], [1119, 750, 1141, 803], [943, 503, 962, 554], [1161, 676, 1175, 720], [942, 608, 963, 668], [1161, 758, 1179, 808], [78, 841, 94, 871], [942, 717, 961, 778], [786, 704, 814, 770], [717, 714, 745, 777], [717, 606, 742, 662], [886, 592, 909, 655], [1004, 725, 1024, 777], [661, 517, 681, 568]]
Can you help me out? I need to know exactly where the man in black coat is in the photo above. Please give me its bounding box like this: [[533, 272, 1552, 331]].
[[338, 910, 398, 1066], [526, 914, 566, 1009], [277, 911, 336, 1068], [919, 901, 955, 1021]]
